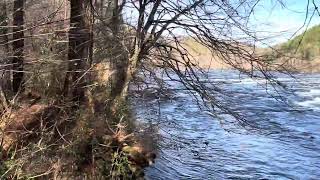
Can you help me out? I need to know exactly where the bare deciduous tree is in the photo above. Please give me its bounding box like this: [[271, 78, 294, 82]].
[[116, 0, 289, 127]]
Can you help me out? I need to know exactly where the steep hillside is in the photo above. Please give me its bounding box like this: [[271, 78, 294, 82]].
[[181, 25, 320, 73], [280, 24, 320, 61], [181, 37, 230, 69], [270, 24, 320, 72], [181, 38, 261, 70]]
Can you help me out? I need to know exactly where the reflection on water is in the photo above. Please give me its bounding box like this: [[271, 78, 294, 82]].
[[132, 71, 320, 180]]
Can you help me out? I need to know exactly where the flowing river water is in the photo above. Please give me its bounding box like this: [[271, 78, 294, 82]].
[[132, 71, 320, 180]]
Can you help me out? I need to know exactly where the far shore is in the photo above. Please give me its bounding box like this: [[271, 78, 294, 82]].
[[182, 38, 320, 73]]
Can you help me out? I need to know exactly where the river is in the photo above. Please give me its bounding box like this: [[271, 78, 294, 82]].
[[132, 70, 320, 180]]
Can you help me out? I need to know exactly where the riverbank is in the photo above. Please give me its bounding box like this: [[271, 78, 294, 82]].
[[0, 92, 156, 179]]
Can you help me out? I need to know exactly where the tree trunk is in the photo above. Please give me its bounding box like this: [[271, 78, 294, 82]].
[[63, 0, 93, 102], [12, 0, 24, 93], [0, 85, 9, 111], [106, 0, 129, 103], [120, 46, 139, 98], [64, 0, 68, 27], [100, 0, 105, 16], [0, 0, 11, 92]]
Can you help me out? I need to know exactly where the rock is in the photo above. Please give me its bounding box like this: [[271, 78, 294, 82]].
[[122, 145, 156, 168]]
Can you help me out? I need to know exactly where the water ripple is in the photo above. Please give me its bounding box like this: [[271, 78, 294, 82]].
[[133, 71, 320, 179]]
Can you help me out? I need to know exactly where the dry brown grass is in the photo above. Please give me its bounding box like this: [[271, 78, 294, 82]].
[[0, 90, 157, 179]]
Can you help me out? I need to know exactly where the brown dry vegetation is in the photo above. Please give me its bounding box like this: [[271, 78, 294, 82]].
[[183, 37, 320, 73], [0, 96, 156, 179], [181, 37, 231, 69]]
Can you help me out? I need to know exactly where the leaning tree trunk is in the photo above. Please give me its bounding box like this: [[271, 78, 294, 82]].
[[63, 0, 93, 102], [12, 0, 24, 93]]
